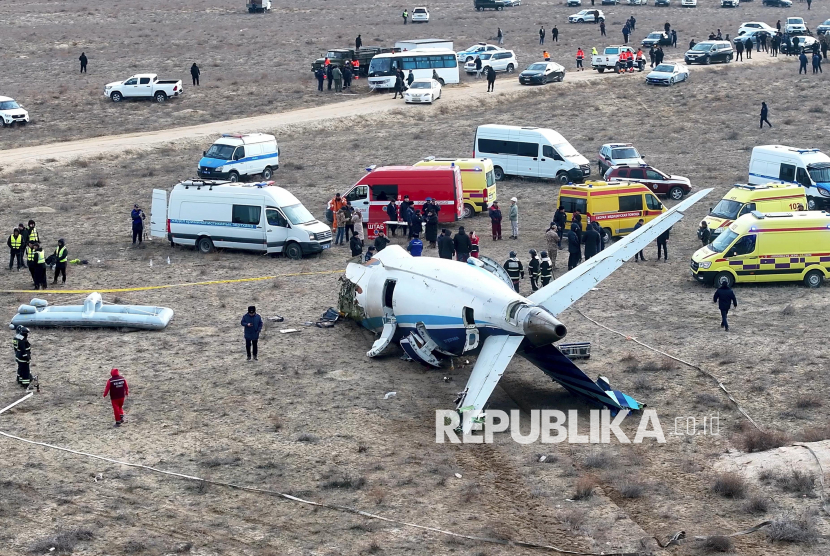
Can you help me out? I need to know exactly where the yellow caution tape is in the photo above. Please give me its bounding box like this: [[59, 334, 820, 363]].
[[0, 269, 345, 294]]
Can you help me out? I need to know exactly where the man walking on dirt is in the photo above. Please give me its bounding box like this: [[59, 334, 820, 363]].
[[79, 52, 88, 73], [713, 282, 737, 331], [600, 21, 606, 37], [760, 102, 772, 128], [241, 305, 263, 361], [486, 66, 496, 92], [103, 368, 129, 427], [402, 9, 408, 24], [540, 26, 545, 45], [355, 35, 362, 50], [190, 63, 200, 86]]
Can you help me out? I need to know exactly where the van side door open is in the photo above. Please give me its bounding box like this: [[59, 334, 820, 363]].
[[346, 185, 370, 221], [265, 207, 290, 253]]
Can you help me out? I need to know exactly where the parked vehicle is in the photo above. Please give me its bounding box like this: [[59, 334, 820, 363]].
[[197, 134, 279, 182], [601, 0, 619, 5], [780, 33, 819, 54], [642, 32, 673, 47], [817, 19, 830, 35], [691, 211, 830, 288], [684, 41, 734, 64], [104, 74, 183, 103], [414, 157, 498, 218], [152, 181, 331, 258], [702, 183, 807, 238], [605, 164, 692, 200], [474, 125, 591, 183], [592, 45, 639, 73], [558, 181, 666, 241], [721, 0, 739, 6], [646, 62, 690, 85], [518, 61, 565, 84], [738, 22, 776, 35], [395, 39, 453, 51], [464, 50, 517, 73], [456, 43, 503, 62], [404, 78, 442, 103], [762, 0, 792, 6], [748, 145, 830, 209], [246, 0, 271, 12], [567, 0, 582, 6], [785, 17, 807, 34], [311, 47, 395, 75], [681, 0, 697, 6], [343, 166, 464, 239], [597, 144, 645, 175], [474, 0, 507, 10], [569, 9, 605, 23], [655, 0, 670, 6], [411, 6, 430, 22], [368, 49, 459, 88], [629, 0, 649, 5], [734, 30, 773, 46], [0, 96, 29, 127]]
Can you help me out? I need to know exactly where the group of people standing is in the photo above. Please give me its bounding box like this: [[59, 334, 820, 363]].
[[7, 220, 68, 289], [487, 198, 519, 240], [315, 62, 355, 93]]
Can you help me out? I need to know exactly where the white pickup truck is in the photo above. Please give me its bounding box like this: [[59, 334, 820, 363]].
[[591, 45, 644, 73], [104, 74, 184, 103]]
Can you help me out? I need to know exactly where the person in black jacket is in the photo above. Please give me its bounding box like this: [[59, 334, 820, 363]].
[[656, 228, 670, 261], [326, 65, 333, 90], [571, 210, 583, 244], [437, 229, 455, 260], [79, 52, 88, 73], [385, 200, 398, 236], [374, 231, 390, 252], [567, 229, 581, 270], [713, 282, 737, 331], [355, 35, 362, 50], [760, 102, 772, 128], [633, 219, 646, 261], [486, 66, 496, 92], [393, 70, 404, 99], [592, 222, 605, 251], [553, 207, 567, 248], [408, 210, 423, 240], [349, 230, 364, 261], [425, 210, 439, 248], [190, 63, 201, 86], [528, 249, 541, 291], [8, 228, 24, 271], [488, 202, 502, 240], [583, 225, 600, 260], [698, 221, 711, 246], [504, 251, 524, 293], [454, 226, 472, 261]]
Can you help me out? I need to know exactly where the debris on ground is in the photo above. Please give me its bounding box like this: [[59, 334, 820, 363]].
[[384, 392, 396, 399]]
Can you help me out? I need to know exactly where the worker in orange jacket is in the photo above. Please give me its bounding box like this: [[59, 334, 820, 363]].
[[576, 48, 585, 71], [543, 50, 550, 61]]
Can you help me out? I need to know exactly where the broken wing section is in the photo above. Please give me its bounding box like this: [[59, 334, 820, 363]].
[[520, 343, 643, 414], [457, 334, 524, 434]]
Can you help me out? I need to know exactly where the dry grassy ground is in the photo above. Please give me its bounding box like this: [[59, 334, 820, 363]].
[[1, 2, 830, 556], [0, 0, 825, 150]]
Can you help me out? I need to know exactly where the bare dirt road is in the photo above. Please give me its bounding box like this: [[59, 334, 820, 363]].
[[0, 53, 781, 172]]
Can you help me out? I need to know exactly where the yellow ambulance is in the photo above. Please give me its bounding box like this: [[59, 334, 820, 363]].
[[691, 211, 830, 288], [414, 157, 497, 218], [702, 183, 807, 239], [557, 181, 666, 239]]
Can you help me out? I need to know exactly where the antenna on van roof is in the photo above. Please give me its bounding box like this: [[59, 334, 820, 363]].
[[365, 165, 377, 173], [424, 156, 435, 161]]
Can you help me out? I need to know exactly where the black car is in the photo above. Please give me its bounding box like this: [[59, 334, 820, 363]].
[[655, 0, 670, 5], [642, 32, 672, 47], [762, 0, 792, 6], [601, 0, 618, 4], [518, 62, 566, 85], [684, 40, 734, 64], [474, 0, 507, 9]]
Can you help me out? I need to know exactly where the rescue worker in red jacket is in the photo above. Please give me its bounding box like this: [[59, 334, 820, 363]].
[[635, 49, 644, 71], [103, 368, 129, 427], [576, 48, 585, 71]]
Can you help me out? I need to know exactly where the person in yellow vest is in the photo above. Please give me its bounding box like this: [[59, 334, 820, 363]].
[[591, 47, 598, 56], [27, 220, 39, 244], [53, 238, 68, 285], [402, 9, 408, 24], [26, 241, 38, 286], [34, 244, 48, 290], [7, 228, 24, 271]]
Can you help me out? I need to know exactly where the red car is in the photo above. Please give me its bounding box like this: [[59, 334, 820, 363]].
[[604, 164, 692, 200]]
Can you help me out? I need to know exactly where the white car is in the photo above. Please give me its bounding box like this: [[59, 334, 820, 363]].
[[720, 0, 738, 7], [411, 6, 429, 22], [567, 0, 582, 5], [456, 43, 502, 63], [737, 22, 776, 36], [785, 17, 807, 34], [104, 73, 184, 103], [404, 78, 442, 103], [734, 29, 773, 46], [464, 50, 518, 73], [681, 0, 696, 6], [569, 9, 604, 23], [645, 62, 689, 86], [0, 96, 29, 127], [598, 143, 646, 174], [629, 0, 649, 4]]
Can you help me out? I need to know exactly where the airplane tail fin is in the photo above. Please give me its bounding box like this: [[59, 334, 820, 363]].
[[520, 343, 643, 413]]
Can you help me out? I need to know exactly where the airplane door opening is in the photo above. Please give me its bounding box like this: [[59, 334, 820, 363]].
[[383, 280, 396, 310], [462, 306, 480, 352]]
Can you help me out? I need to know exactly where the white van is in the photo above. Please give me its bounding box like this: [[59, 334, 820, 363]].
[[197, 133, 279, 182], [748, 145, 830, 210], [151, 180, 331, 259], [473, 125, 591, 183]]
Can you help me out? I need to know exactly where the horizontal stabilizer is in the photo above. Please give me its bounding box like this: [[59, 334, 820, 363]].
[[520, 343, 643, 413]]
